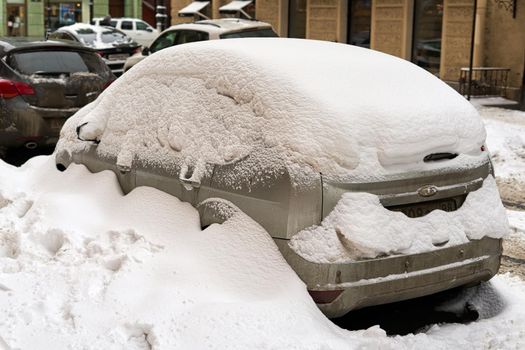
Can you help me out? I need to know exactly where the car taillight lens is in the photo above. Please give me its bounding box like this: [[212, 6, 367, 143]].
[[103, 79, 114, 90], [0, 79, 35, 99], [133, 47, 141, 54], [308, 289, 344, 304]]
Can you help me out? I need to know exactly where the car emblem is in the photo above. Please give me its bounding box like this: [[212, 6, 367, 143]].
[[418, 185, 438, 197]]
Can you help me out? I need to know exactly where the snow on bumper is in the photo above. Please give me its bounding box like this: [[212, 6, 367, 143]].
[[290, 175, 509, 262]]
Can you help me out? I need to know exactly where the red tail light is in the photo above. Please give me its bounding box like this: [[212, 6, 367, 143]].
[[133, 47, 141, 55], [0, 79, 35, 99], [308, 289, 344, 304], [102, 79, 115, 90]]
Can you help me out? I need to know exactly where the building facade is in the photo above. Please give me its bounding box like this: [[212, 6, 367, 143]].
[[1, 0, 143, 37], [170, 0, 524, 100]]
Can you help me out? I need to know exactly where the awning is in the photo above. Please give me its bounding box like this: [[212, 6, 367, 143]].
[[178, 1, 210, 19], [219, 0, 254, 19]]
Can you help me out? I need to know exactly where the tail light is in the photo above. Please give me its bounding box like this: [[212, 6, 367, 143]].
[[102, 79, 115, 90], [0, 79, 35, 99], [133, 47, 141, 55], [308, 289, 344, 304], [96, 51, 105, 58]]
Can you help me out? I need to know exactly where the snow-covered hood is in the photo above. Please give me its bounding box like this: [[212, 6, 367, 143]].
[[58, 38, 486, 180]]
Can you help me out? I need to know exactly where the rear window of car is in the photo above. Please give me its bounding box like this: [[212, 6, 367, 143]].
[[100, 29, 129, 43], [220, 28, 278, 39], [6, 50, 108, 75]]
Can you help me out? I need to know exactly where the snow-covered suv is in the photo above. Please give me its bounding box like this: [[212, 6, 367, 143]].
[[55, 39, 508, 318], [123, 18, 277, 72]]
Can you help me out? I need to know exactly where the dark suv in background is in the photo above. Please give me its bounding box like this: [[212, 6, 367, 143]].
[[0, 39, 114, 155]]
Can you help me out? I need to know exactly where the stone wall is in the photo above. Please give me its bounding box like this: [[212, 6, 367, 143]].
[[484, 0, 524, 99], [371, 0, 411, 59], [440, 0, 474, 81], [306, 0, 345, 42]]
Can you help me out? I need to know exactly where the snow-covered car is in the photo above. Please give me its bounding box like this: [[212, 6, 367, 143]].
[[91, 17, 159, 47], [48, 23, 141, 76], [123, 18, 277, 72], [55, 39, 508, 318]]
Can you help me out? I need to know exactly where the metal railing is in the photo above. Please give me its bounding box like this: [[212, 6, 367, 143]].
[[459, 67, 510, 97]]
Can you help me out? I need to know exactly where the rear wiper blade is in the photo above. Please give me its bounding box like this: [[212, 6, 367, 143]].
[[32, 71, 70, 77]]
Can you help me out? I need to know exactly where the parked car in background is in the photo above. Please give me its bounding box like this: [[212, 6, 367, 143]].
[[0, 38, 113, 154], [123, 18, 277, 72], [48, 23, 140, 76], [56, 39, 507, 318], [91, 17, 159, 47]]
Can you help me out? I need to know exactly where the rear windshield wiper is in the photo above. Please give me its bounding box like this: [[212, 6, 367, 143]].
[[31, 71, 70, 77]]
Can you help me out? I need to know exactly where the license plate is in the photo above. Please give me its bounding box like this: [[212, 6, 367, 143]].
[[108, 53, 129, 61], [389, 199, 458, 218]]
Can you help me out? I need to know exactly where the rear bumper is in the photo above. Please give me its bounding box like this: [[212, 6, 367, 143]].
[[0, 99, 78, 148], [275, 237, 502, 318]]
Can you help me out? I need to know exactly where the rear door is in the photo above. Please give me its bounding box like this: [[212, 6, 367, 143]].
[[5, 49, 111, 109]]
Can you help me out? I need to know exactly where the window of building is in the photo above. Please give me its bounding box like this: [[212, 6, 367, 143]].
[[412, 0, 444, 76], [288, 0, 306, 39], [347, 0, 371, 48], [219, 1, 255, 20], [45, 1, 82, 32]]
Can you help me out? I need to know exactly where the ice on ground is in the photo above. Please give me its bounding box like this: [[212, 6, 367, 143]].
[[58, 38, 486, 185], [290, 175, 509, 262]]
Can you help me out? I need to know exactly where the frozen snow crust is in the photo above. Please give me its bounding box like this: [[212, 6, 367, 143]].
[[57, 38, 486, 184], [290, 175, 510, 262]]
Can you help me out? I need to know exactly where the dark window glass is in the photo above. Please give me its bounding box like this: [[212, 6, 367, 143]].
[[121, 21, 133, 30], [109, 20, 117, 27], [175, 31, 210, 45], [7, 51, 107, 75], [412, 0, 444, 76], [220, 28, 278, 39], [288, 0, 306, 39], [347, 0, 371, 48], [136, 21, 149, 31], [150, 31, 178, 53], [74, 28, 97, 45]]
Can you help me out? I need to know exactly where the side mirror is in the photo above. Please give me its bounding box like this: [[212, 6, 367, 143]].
[[142, 47, 150, 55], [146, 28, 153, 32]]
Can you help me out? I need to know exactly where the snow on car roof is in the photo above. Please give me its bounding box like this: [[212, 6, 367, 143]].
[[58, 38, 486, 185]]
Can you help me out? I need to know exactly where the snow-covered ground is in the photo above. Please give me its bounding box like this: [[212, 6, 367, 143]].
[[0, 104, 524, 349]]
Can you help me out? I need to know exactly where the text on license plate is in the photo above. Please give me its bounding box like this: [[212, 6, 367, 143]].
[[108, 53, 129, 61], [389, 199, 457, 218]]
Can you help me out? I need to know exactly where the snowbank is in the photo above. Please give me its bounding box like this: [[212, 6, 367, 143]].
[[290, 175, 509, 262], [1, 157, 525, 349], [57, 39, 486, 185]]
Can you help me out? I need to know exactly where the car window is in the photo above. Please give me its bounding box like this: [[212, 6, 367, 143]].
[[220, 28, 278, 39], [6, 50, 108, 75], [175, 30, 209, 45], [150, 31, 178, 53], [136, 21, 149, 31], [121, 21, 133, 30], [110, 20, 117, 28], [74, 28, 97, 45]]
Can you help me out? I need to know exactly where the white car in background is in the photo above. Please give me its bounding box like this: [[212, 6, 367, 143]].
[[123, 18, 277, 72], [92, 17, 159, 47]]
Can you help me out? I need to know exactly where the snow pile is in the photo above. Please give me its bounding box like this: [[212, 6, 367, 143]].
[[57, 39, 486, 185], [1, 156, 525, 348], [290, 175, 509, 262], [0, 157, 356, 349]]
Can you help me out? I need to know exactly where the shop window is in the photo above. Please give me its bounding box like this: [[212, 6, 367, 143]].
[[412, 0, 444, 76], [45, 1, 83, 32], [288, 0, 306, 39], [347, 0, 371, 48]]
